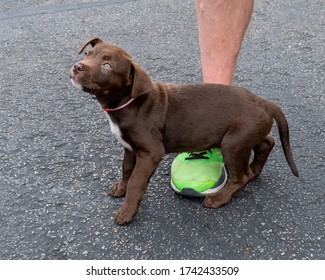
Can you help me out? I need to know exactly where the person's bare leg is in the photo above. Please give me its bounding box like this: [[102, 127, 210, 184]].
[[195, 0, 254, 85]]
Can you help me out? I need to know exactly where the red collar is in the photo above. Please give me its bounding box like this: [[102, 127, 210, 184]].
[[102, 97, 137, 112]]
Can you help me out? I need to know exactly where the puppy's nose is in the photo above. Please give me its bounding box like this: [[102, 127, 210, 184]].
[[74, 63, 84, 73]]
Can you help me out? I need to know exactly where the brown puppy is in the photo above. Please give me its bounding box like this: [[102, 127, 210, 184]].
[[70, 38, 299, 224]]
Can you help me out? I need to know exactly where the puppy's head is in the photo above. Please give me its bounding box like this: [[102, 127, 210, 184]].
[[70, 38, 153, 101]]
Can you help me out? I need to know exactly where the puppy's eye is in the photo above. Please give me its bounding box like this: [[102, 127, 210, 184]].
[[103, 62, 112, 69]]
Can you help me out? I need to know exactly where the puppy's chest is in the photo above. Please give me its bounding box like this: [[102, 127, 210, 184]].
[[107, 115, 133, 151]]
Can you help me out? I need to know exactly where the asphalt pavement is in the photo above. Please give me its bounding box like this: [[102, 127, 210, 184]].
[[0, 0, 324, 260]]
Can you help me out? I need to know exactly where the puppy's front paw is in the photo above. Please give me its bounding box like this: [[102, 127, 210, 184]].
[[109, 182, 126, 198], [114, 207, 135, 225]]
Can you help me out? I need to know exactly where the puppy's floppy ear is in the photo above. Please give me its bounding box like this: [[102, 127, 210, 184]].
[[130, 62, 153, 98], [78, 38, 103, 54]]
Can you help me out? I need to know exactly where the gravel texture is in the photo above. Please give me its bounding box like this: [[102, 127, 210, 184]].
[[0, 0, 324, 259]]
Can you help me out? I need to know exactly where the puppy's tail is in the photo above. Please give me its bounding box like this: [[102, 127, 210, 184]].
[[268, 101, 299, 177]]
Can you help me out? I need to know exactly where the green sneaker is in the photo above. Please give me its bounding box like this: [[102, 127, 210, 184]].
[[171, 149, 227, 197]]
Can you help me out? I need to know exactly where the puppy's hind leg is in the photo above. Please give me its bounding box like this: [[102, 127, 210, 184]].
[[203, 129, 255, 208], [250, 135, 275, 178]]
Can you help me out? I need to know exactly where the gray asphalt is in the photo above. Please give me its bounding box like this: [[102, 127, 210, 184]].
[[0, 0, 324, 260]]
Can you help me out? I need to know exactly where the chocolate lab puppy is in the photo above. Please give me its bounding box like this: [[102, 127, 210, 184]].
[[70, 38, 299, 224]]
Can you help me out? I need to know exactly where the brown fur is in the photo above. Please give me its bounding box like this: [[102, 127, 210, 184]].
[[70, 38, 299, 224]]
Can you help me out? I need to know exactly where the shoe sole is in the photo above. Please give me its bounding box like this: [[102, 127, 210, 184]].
[[171, 165, 228, 197]]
